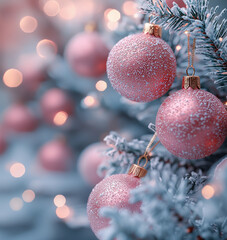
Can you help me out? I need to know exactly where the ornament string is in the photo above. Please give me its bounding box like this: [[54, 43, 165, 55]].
[[137, 133, 160, 168], [186, 34, 196, 76]]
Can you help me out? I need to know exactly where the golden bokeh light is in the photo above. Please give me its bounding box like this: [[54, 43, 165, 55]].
[[106, 22, 119, 31], [83, 96, 98, 107], [43, 0, 60, 17], [122, 1, 138, 16], [3, 69, 23, 88], [95, 80, 107, 92], [56, 205, 70, 219], [106, 9, 121, 23], [54, 194, 66, 207], [219, 37, 223, 42], [36, 39, 57, 59], [20, 16, 38, 33], [53, 111, 68, 126], [10, 198, 23, 211], [59, 1, 77, 20], [202, 185, 215, 200], [176, 45, 182, 51], [22, 190, 35, 203], [10, 163, 25, 178]]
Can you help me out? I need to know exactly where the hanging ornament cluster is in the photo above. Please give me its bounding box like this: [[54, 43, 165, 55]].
[[40, 88, 74, 125], [156, 36, 227, 160], [78, 142, 108, 186], [87, 135, 159, 240], [65, 27, 109, 78], [38, 138, 72, 172], [107, 20, 176, 102]]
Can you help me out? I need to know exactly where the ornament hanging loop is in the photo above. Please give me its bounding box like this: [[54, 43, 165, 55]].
[[128, 132, 160, 178], [186, 66, 195, 76], [137, 155, 149, 168], [182, 33, 200, 89]]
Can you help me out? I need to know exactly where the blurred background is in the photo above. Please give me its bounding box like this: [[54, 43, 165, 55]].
[[0, 0, 226, 240]]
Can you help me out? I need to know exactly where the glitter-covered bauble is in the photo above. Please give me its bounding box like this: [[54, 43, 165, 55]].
[[156, 88, 227, 159], [166, 0, 186, 8], [40, 88, 74, 124], [39, 138, 72, 171], [65, 31, 109, 78], [87, 174, 141, 239], [3, 104, 38, 133], [107, 28, 176, 102], [78, 142, 108, 186]]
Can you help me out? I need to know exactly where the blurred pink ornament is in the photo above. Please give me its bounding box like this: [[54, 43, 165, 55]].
[[65, 31, 109, 78], [156, 88, 227, 159], [107, 33, 176, 102], [0, 128, 7, 154], [87, 174, 141, 239], [3, 104, 38, 133], [166, 0, 186, 8], [39, 138, 72, 171], [78, 142, 108, 186], [40, 88, 74, 124], [18, 55, 46, 93]]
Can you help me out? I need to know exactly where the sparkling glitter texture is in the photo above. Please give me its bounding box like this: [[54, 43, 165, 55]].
[[87, 174, 141, 239], [107, 33, 176, 102], [156, 88, 227, 160], [78, 142, 108, 186], [65, 32, 109, 78], [166, 0, 186, 8]]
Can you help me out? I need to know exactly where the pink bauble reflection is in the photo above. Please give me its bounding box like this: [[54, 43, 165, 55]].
[[40, 88, 74, 124], [3, 104, 38, 133], [156, 88, 227, 159], [166, 0, 186, 8], [107, 33, 176, 102], [87, 174, 141, 239], [78, 142, 108, 186], [39, 139, 72, 172], [65, 32, 109, 78]]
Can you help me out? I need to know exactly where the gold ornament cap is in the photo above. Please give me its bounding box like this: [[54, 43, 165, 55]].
[[128, 164, 147, 178], [182, 75, 200, 90], [143, 23, 162, 38]]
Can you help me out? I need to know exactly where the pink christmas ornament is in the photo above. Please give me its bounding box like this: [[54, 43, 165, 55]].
[[78, 142, 108, 186], [166, 0, 186, 8], [18, 55, 46, 93], [156, 88, 227, 160], [40, 88, 74, 124], [107, 24, 176, 102], [3, 104, 38, 133], [65, 31, 109, 78], [87, 174, 141, 239], [39, 138, 72, 171], [0, 131, 7, 154]]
